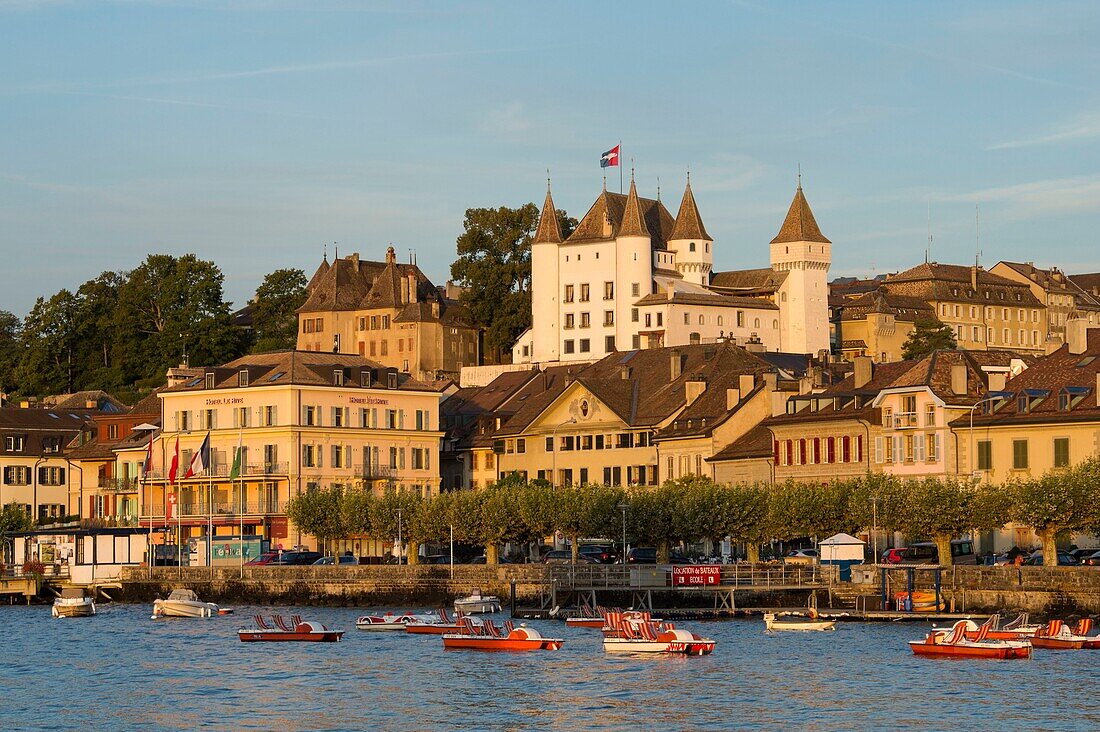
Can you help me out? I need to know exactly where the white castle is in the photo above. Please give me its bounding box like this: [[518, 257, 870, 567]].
[[512, 174, 831, 364]]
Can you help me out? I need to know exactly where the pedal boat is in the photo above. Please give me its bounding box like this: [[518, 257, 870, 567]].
[[238, 614, 344, 642], [442, 617, 562, 651], [1030, 619, 1100, 650], [453, 588, 501, 614], [404, 608, 467, 635], [910, 620, 1030, 659], [356, 611, 437, 631], [602, 612, 715, 656]]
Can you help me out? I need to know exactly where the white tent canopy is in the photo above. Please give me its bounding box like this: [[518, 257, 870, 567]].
[[818, 533, 866, 562]]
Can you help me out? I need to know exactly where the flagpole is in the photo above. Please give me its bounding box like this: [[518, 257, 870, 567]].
[[619, 139, 623, 194]]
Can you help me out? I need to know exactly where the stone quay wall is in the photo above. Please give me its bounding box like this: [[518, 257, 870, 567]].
[[120, 565, 549, 607]]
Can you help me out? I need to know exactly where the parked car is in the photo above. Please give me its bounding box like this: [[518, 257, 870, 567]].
[[244, 551, 282, 566], [250, 550, 322, 566], [901, 540, 977, 565], [880, 547, 908, 564], [1081, 551, 1100, 567], [467, 555, 515, 565], [1023, 551, 1079, 566], [579, 544, 619, 564], [784, 548, 818, 565], [626, 547, 691, 565], [1069, 548, 1099, 563], [542, 550, 596, 565], [312, 555, 358, 566]]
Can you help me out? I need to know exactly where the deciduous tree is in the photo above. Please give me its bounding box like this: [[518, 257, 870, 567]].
[[251, 268, 307, 352], [902, 317, 957, 360]]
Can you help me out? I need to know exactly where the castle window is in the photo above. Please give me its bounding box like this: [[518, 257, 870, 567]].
[[705, 243, 709, 253], [580, 283, 590, 302], [698, 314, 704, 325], [632, 282, 640, 297], [689, 332, 701, 345], [689, 242, 696, 252], [604, 282, 614, 300], [736, 311, 744, 327], [684, 313, 690, 325], [717, 316, 723, 326]]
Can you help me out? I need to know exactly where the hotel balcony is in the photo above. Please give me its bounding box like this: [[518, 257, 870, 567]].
[[143, 463, 290, 481], [141, 500, 288, 520]]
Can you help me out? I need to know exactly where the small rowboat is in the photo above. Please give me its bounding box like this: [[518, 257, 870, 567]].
[[52, 588, 95, 618], [1030, 619, 1100, 650], [602, 612, 715, 656], [153, 589, 230, 619], [442, 617, 563, 651], [404, 608, 467, 635], [238, 614, 344, 643], [910, 619, 1030, 659], [764, 611, 836, 632], [356, 611, 437, 631]]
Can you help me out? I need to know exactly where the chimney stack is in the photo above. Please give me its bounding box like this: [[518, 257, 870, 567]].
[[386, 246, 396, 264], [350, 252, 359, 271], [1067, 318, 1088, 355], [670, 350, 683, 380], [408, 273, 418, 303], [986, 371, 1007, 392], [726, 388, 740, 410], [685, 377, 706, 406], [739, 373, 755, 396], [853, 356, 873, 389], [951, 362, 968, 396]]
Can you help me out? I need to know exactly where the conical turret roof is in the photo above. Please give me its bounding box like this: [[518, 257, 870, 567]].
[[669, 180, 711, 241], [533, 186, 563, 244], [771, 185, 830, 244], [619, 178, 650, 237]]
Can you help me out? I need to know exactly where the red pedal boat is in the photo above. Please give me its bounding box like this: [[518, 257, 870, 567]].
[[955, 612, 1041, 641], [238, 614, 345, 643], [442, 617, 563, 651], [405, 608, 468, 635], [1031, 619, 1100, 650], [910, 620, 1030, 659], [602, 612, 715, 656]]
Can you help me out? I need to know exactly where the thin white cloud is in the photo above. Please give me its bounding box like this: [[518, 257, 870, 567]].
[[479, 101, 532, 136], [989, 112, 1100, 150], [937, 175, 1100, 218]]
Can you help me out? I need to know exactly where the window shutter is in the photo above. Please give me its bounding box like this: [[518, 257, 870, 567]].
[[915, 434, 925, 462], [875, 437, 883, 464], [344, 445, 352, 467], [934, 434, 941, 461], [316, 445, 323, 468], [233, 409, 239, 429]]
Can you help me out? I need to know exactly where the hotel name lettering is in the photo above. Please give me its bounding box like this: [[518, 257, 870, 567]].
[[349, 396, 390, 406], [204, 397, 246, 406]]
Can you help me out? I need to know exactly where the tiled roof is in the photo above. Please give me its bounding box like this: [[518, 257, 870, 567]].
[[764, 359, 914, 427], [770, 186, 830, 244], [45, 390, 128, 413], [619, 178, 650, 238], [1069, 272, 1100, 298], [162, 350, 446, 393], [710, 267, 788, 294], [839, 289, 936, 322], [566, 189, 676, 251], [708, 424, 774, 462], [886, 349, 1029, 404], [668, 181, 711, 242], [0, 407, 95, 455], [128, 389, 164, 417], [996, 261, 1075, 294], [633, 290, 779, 310], [883, 262, 1043, 307], [533, 187, 564, 245], [964, 330, 1100, 427], [496, 342, 771, 436]]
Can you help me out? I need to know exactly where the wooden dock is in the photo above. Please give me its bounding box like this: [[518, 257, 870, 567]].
[[0, 573, 38, 604]]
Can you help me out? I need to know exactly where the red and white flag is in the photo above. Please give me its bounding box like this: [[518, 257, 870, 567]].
[[168, 435, 180, 484], [600, 144, 620, 168]]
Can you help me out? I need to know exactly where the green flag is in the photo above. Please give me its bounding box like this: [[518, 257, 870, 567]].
[[229, 431, 243, 479]]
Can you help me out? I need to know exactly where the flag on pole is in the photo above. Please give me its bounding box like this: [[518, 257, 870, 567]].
[[168, 435, 180, 484], [600, 144, 620, 168], [142, 433, 154, 480], [184, 432, 211, 479], [229, 430, 244, 480]]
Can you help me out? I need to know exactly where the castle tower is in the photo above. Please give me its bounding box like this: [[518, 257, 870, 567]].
[[770, 182, 831, 354], [530, 182, 563, 362], [666, 176, 713, 286]]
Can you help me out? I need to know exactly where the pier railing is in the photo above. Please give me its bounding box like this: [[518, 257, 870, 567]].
[[549, 563, 831, 590]]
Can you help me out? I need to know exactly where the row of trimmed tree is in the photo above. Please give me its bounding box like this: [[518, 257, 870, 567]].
[[286, 458, 1100, 567]]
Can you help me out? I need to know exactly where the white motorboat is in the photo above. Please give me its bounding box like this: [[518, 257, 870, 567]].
[[454, 589, 501, 614], [152, 589, 229, 619], [355, 611, 438, 631], [763, 611, 836, 632], [52, 588, 96, 618]]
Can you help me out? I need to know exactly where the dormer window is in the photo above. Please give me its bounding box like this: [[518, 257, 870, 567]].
[[387, 372, 398, 389], [1059, 386, 1090, 411], [1018, 388, 1050, 414], [333, 369, 345, 386], [205, 373, 215, 389], [238, 370, 249, 387], [361, 370, 373, 388]]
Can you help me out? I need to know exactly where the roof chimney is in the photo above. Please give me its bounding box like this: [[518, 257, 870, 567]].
[[951, 362, 968, 396], [620, 365, 632, 381], [670, 350, 683, 380], [408, 273, 418, 303], [350, 252, 359, 271], [685, 377, 706, 406], [726, 388, 740, 410], [987, 371, 1007, 392], [971, 265, 979, 289], [853, 356, 872, 389], [739, 373, 755, 396], [1067, 318, 1088, 355], [386, 246, 396, 264], [400, 276, 409, 304]]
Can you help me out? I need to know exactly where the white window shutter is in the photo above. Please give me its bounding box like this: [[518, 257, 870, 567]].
[[916, 434, 925, 462], [875, 437, 883, 464], [934, 433, 941, 461], [316, 445, 323, 468]]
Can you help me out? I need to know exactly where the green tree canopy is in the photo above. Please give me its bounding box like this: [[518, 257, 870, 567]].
[[251, 268, 307, 352], [0, 310, 20, 394], [1011, 458, 1100, 566], [902, 317, 957, 360], [286, 486, 348, 553], [450, 203, 576, 362]]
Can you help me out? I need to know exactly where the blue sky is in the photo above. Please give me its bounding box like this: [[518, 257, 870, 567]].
[[1, 1, 1098, 315]]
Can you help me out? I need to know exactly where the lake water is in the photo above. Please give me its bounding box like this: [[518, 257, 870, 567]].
[[2, 603, 1098, 731]]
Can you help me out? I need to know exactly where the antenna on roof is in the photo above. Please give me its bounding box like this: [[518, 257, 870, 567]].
[[334, 242, 338, 260], [975, 204, 982, 268], [656, 175, 660, 202], [926, 201, 932, 264], [546, 168, 551, 193], [323, 242, 328, 262], [797, 163, 802, 190], [686, 165, 691, 187]]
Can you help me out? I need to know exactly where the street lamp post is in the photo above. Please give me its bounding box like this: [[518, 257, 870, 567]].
[[871, 496, 880, 565], [550, 417, 577, 487], [396, 507, 403, 565], [618, 502, 628, 564]]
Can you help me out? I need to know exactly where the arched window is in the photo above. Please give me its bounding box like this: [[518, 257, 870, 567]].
[[689, 242, 696, 252], [717, 316, 723, 326], [754, 318, 760, 328], [773, 320, 778, 329], [698, 314, 704, 325]]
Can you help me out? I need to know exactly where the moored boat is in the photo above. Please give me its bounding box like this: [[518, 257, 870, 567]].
[[598, 610, 664, 636], [442, 617, 563, 651], [52, 587, 96, 618], [356, 611, 437, 631], [1030, 619, 1099, 650], [238, 614, 344, 642], [945, 613, 1040, 641], [565, 603, 608, 629], [602, 612, 715, 656], [910, 619, 1031, 659], [404, 608, 467, 635], [764, 611, 836, 632], [454, 588, 501, 614], [152, 589, 228, 619]]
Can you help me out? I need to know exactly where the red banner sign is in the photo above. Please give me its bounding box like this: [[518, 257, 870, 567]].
[[672, 565, 721, 586]]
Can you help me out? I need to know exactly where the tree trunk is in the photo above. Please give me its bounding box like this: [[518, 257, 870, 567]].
[[658, 540, 670, 564], [570, 534, 579, 563], [747, 544, 760, 563], [407, 540, 419, 566], [486, 543, 499, 565], [934, 534, 954, 568], [1039, 528, 1058, 567]]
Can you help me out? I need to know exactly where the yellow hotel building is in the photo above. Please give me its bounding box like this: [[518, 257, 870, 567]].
[[138, 351, 447, 553]]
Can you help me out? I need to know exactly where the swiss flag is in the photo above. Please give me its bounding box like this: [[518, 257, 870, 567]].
[[600, 144, 620, 168]]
